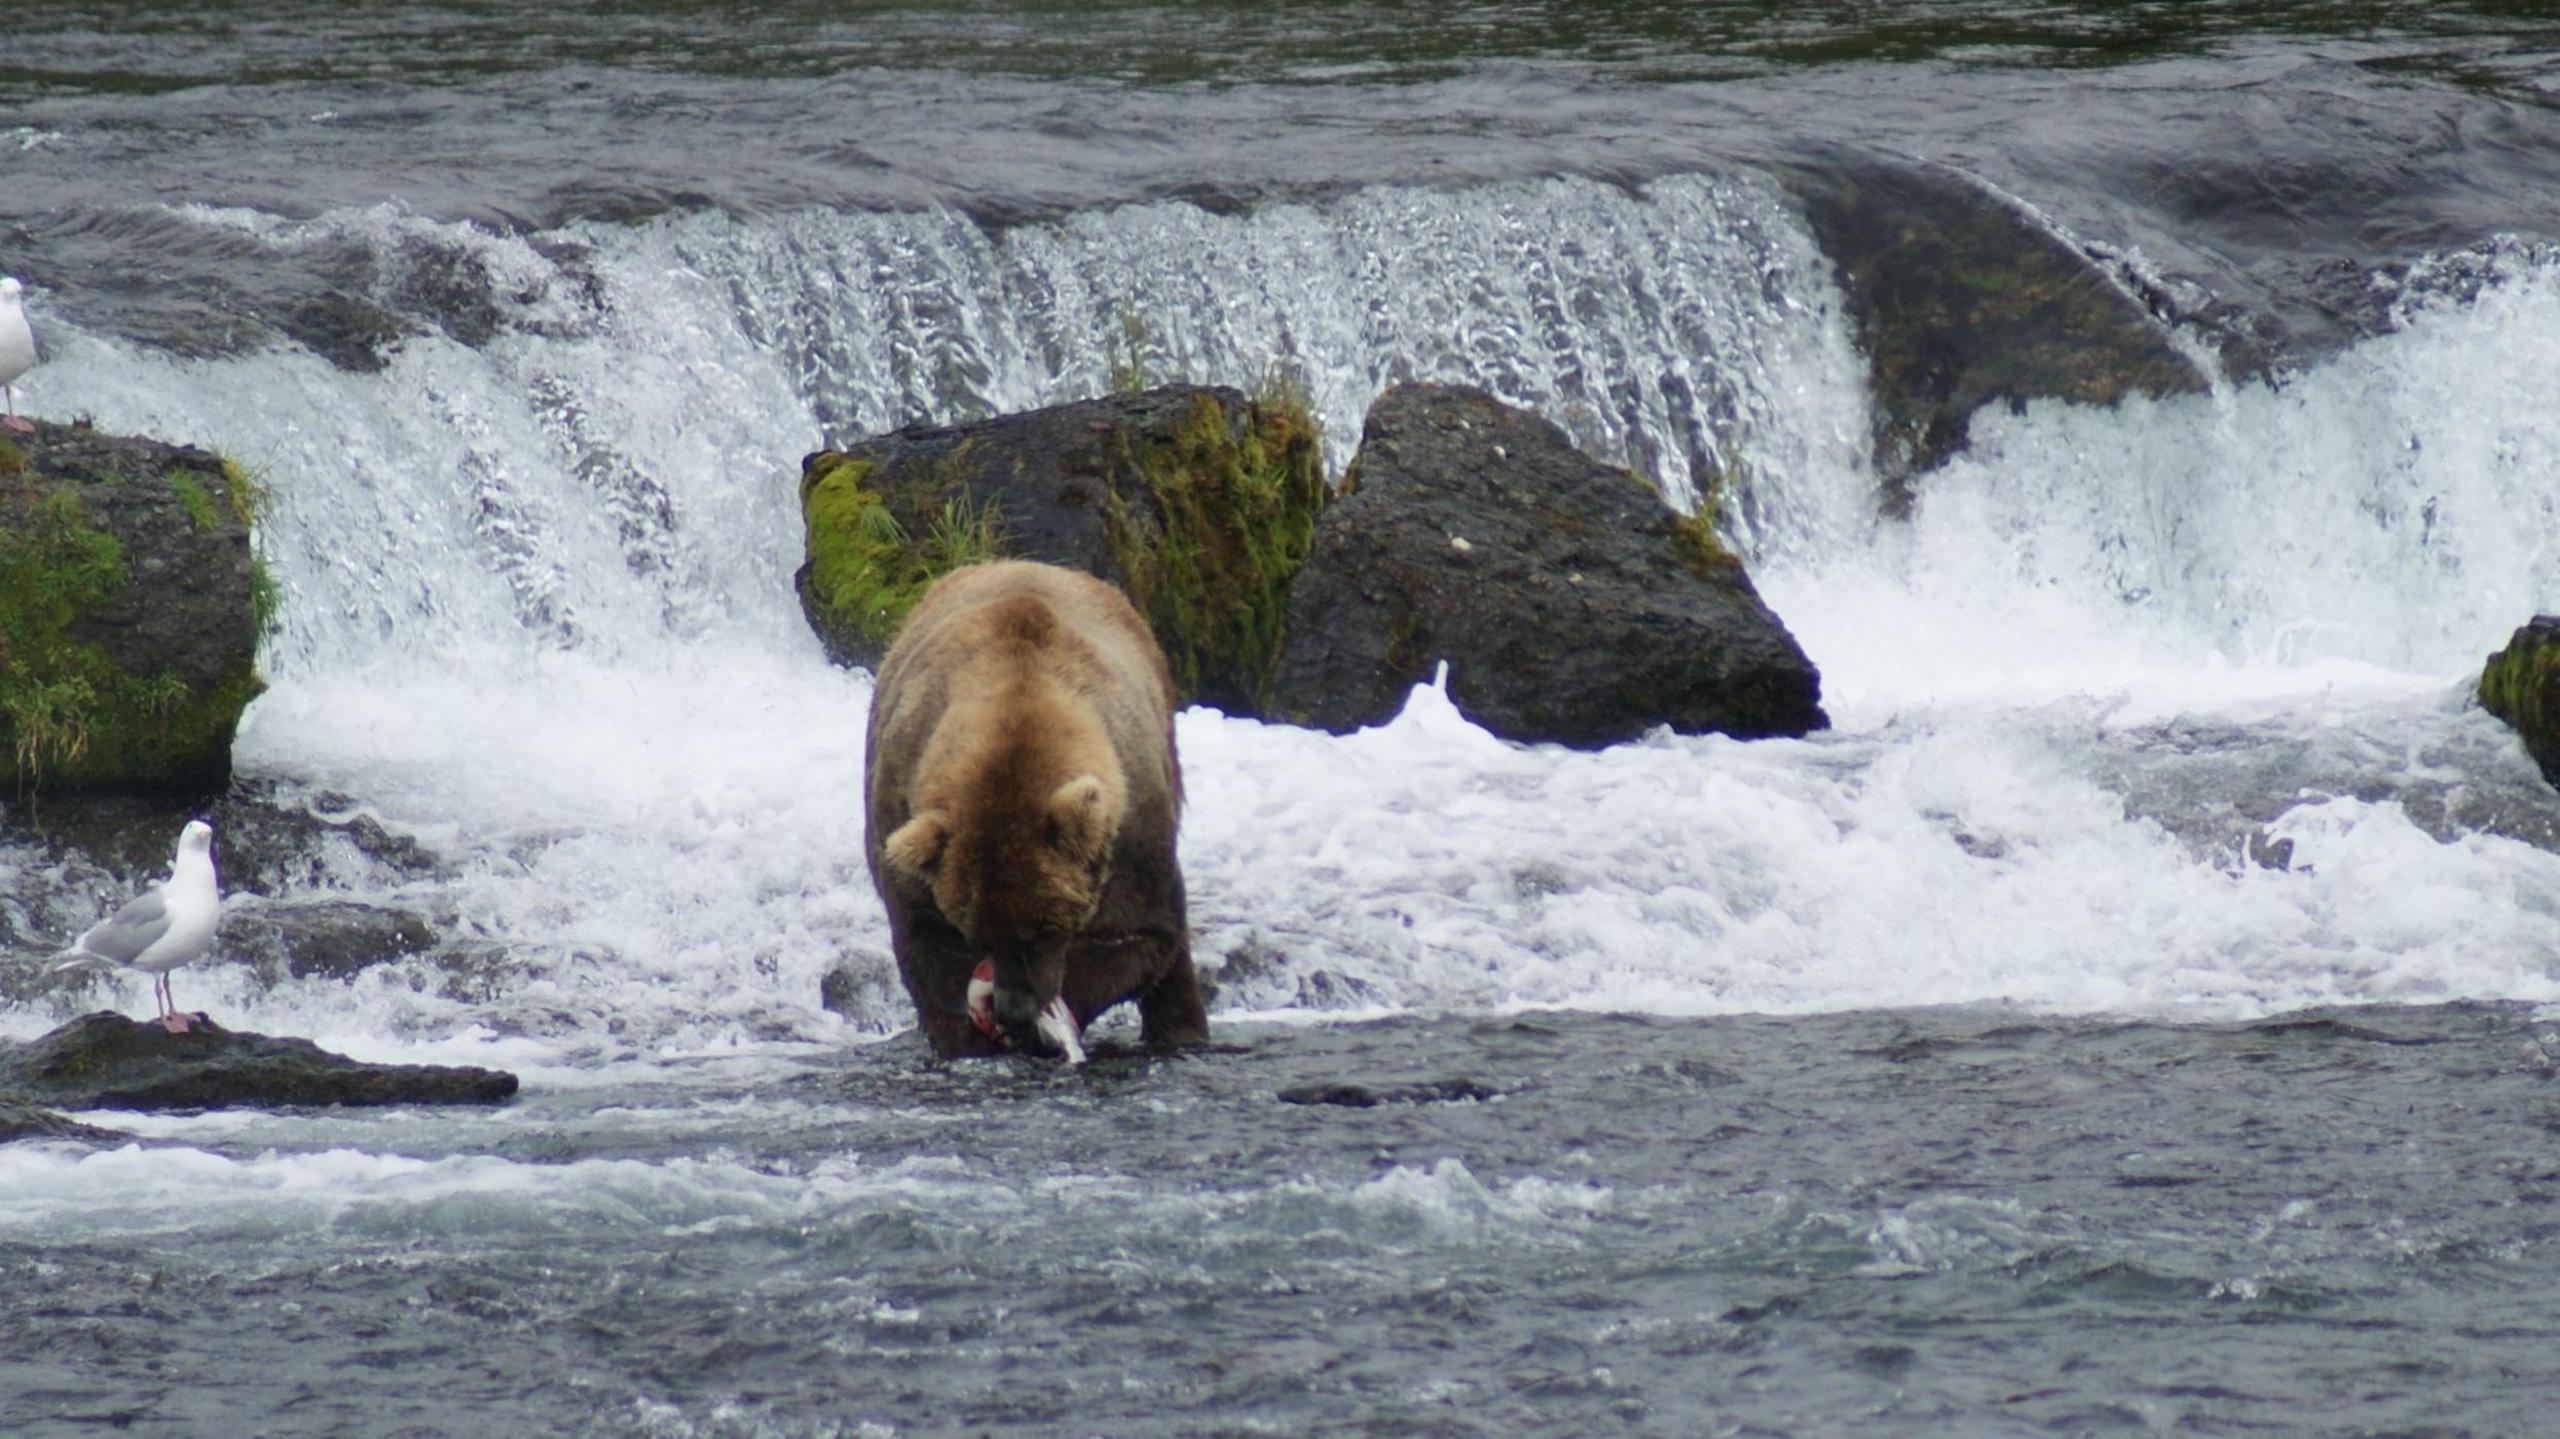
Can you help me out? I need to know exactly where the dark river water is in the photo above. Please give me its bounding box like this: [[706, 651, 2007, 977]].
[[6, 3, 2560, 1436], [9, 1007, 2560, 1438]]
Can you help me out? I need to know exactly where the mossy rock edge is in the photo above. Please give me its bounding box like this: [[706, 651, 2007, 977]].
[[2479, 615, 2560, 789], [1097, 389, 1324, 713], [794, 384, 1326, 716]]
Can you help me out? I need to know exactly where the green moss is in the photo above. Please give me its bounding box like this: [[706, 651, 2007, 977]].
[[1669, 506, 1741, 575], [58, 659, 263, 792], [2479, 627, 2558, 734], [1952, 262, 2016, 295], [0, 437, 25, 480], [1629, 463, 1741, 577], [801, 449, 1006, 656], [213, 457, 281, 639], [1, 483, 262, 794], [2480, 624, 2560, 789], [1102, 390, 1325, 708], [170, 470, 221, 533], [0, 489, 130, 788]]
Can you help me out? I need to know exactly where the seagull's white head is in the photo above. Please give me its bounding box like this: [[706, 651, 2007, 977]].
[[0, 277, 20, 303], [178, 819, 214, 861]]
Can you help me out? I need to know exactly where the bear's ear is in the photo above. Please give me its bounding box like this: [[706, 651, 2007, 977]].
[[882, 810, 951, 884], [1046, 774, 1117, 864]]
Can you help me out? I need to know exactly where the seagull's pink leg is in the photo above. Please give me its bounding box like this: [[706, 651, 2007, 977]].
[[0, 389, 27, 436], [156, 973, 192, 1034]]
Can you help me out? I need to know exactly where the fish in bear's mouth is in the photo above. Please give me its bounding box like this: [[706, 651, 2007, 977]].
[[967, 959, 1086, 1064]]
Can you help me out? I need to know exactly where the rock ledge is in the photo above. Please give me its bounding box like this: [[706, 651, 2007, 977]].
[[0, 1012, 519, 1111]]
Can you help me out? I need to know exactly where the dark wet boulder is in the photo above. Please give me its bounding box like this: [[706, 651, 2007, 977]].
[[1778, 155, 2212, 507], [0, 1095, 129, 1144], [227, 899, 440, 982], [276, 289, 412, 374], [2480, 616, 2560, 789], [1264, 383, 1827, 749], [819, 951, 902, 1026], [0, 420, 267, 795], [1, 779, 448, 899], [0, 1012, 518, 1111], [795, 384, 1324, 715], [1277, 1078, 1504, 1108]]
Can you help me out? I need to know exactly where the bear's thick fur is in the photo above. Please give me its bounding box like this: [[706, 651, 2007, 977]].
[[863, 560, 1207, 1058]]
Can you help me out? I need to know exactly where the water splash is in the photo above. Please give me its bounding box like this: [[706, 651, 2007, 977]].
[[641, 171, 1877, 556]]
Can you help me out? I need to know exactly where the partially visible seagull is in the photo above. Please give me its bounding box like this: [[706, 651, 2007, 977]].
[[54, 820, 222, 1033], [0, 277, 34, 436]]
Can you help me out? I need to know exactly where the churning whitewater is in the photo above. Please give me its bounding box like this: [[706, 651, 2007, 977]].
[[11, 178, 2560, 1064]]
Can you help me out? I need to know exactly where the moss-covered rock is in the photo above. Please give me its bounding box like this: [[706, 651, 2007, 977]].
[[2479, 615, 2560, 789], [795, 384, 1325, 715], [0, 420, 267, 796], [796, 448, 1003, 665]]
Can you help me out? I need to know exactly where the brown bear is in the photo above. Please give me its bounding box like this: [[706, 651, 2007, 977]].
[[863, 559, 1207, 1060]]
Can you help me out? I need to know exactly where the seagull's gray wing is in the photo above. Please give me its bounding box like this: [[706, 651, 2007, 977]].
[[71, 887, 172, 966]]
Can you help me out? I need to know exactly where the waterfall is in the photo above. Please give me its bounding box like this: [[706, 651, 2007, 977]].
[[34, 174, 1875, 684], [1768, 241, 2560, 718], [11, 177, 2560, 1044]]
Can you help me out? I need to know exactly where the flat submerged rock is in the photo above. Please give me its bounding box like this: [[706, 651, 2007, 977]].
[[0, 1096, 129, 1144], [0, 1011, 518, 1112]]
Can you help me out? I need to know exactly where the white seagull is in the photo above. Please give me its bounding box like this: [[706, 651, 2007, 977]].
[[0, 277, 34, 435], [54, 820, 222, 1033]]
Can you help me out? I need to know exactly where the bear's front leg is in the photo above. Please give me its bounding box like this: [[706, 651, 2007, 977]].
[[889, 910, 1009, 1060], [1136, 937, 1208, 1050], [918, 1005, 1011, 1059]]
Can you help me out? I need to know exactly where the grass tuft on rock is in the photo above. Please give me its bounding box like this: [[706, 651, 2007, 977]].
[[170, 470, 222, 533], [1628, 464, 1741, 577], [216, 457, 281, 638]]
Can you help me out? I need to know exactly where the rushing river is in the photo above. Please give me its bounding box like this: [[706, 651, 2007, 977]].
[[5, 3, 2560, 1435]]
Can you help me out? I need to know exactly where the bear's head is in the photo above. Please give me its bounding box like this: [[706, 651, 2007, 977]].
[[883, 770, 1121, 1054]]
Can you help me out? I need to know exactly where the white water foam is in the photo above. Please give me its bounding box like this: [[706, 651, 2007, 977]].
[[8, 188, 2560, 1050], [0, 1141, 1612, 1256], [0, 1143, 973, 1240], [1766, 247, 2560, 720]]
